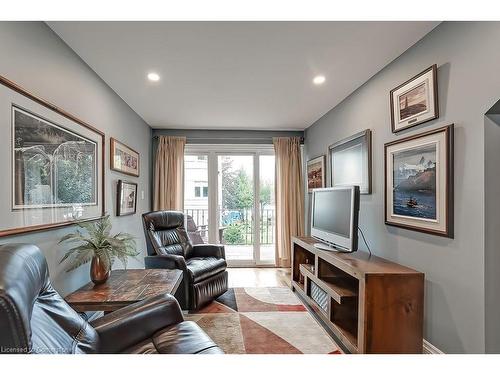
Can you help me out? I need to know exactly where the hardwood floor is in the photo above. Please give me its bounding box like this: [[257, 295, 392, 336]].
[[227, 267, 291, 288]]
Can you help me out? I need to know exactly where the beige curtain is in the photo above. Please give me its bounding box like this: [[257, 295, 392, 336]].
[[273, 137, 304, 268], [153, 136, 186, 211]]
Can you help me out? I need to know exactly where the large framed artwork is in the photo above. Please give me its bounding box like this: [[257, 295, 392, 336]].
[[0, 75, 105, 237], [329, 129, 372, 194], [384, 124, 454, 237], [307, 155, 325, 193], [116, 180, 137, 216], [390, 65, 439, 133], [110, 138, 140, 177]]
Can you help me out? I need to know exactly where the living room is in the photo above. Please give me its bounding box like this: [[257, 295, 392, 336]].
[[1, 1, 500, 373]]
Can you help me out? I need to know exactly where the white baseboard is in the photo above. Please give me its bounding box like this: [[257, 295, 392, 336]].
[[423, 339, 444, 354]]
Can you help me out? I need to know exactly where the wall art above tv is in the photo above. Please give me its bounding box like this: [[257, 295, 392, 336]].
[[329, 129, 372, 194], [0, 75, 105, 237]]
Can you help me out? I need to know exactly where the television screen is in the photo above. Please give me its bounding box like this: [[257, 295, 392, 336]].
[[312, 189, 352, 238], [310, 186, 359, 252]]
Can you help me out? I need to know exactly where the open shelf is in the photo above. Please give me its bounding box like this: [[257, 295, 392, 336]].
[[320, 277, 357, 303], [331, 320, 358, 350], [299, 263, 314, 276], [291, 236, 424, 354], [292, 243, 315, 284]]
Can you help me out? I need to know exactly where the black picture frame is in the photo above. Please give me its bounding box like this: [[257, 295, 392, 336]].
[[116, 180, 138, 216]]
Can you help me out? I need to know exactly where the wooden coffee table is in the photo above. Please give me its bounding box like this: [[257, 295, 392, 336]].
[[65, 268, 183, 313]]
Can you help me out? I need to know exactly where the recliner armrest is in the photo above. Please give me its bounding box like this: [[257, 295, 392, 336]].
[[191, 244, 226, 259], [144, 254, 187, 271], [91, 293, 184, 353]]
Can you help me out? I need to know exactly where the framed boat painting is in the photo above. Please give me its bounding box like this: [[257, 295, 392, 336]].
[[390, 65, 439, 133], [0, 75, 105, 237], [384, 124, 454, 238], [110, 138, 140, 177]]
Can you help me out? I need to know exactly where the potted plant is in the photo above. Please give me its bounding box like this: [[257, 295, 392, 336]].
[[59, 215, 138, 284]]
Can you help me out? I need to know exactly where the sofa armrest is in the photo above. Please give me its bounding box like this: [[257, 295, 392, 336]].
[[144, 254, 187, 271], [91, 293, 183, 353], [191, 244, 226, 259]]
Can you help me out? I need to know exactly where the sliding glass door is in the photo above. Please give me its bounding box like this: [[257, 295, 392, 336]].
[[184, 146, 275, 267], [218, 155, 254, 263]]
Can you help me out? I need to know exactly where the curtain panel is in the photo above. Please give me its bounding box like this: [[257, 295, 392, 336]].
[[153, 136, 186, 211], [273, 137, 304, 268]]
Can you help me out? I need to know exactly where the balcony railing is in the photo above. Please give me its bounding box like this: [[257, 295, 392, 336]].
[[183, 208, 275, 245]]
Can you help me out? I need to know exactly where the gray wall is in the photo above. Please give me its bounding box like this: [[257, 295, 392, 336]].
[[0, 22, 152, 296], [304, 22, 500, 353], [484, 113, 500, 353]]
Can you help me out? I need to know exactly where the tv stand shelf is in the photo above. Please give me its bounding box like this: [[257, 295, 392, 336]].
[[291, 236, 424, 354]]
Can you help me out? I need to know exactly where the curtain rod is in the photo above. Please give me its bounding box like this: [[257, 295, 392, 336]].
[[152, 135, 304, 142]]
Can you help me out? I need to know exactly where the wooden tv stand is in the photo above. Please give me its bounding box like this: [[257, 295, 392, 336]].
[[291, 236, 424, 354]]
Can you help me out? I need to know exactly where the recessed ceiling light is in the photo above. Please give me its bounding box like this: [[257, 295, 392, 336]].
[[147, 72, 160, 82], [313, 75, 326, 85]]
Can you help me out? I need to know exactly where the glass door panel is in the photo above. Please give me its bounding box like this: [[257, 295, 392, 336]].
[[258, 155, 276, 264], [218, 155, 254, 263], [184, 155, 210, 244]]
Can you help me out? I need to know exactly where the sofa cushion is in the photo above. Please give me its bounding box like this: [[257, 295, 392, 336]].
[[123, 321, 222, 354], [186, 257, 227, 284]]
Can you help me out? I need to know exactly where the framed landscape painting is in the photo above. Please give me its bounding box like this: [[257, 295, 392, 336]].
[[0, 75, 105, 237], [116, 180, 138, 216], [307, 155, 325, 193], [390, 65, 439, 133], [110, 138, 140, 177], [384, 124, 454, 237]]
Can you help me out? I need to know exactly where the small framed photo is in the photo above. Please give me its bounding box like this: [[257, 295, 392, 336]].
[[384, 124, 454, 237], [307, 155, 325, 193], [110, 138, 140, 177], [116, 180, 138, 216], [329, 129, 372, 194], [390, 65, 439, 133]]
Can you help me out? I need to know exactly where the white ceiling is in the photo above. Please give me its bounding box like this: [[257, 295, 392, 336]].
[[48, 22, 439, 130]]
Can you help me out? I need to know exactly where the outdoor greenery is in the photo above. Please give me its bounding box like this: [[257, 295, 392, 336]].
[[59, 215, 138, 272], [220, 157, 273, 245], [223, 223, 246, 244], [55, 155, 95, 204]]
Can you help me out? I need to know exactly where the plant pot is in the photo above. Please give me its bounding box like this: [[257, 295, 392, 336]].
[[90, 255, 110, 285]]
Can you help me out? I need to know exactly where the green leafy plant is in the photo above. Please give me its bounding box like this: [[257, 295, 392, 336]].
[[223, 223, 246, 245], [59, 215, 138, 272]]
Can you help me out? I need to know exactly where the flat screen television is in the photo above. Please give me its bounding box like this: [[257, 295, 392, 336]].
[[310, 186, 360, 252]]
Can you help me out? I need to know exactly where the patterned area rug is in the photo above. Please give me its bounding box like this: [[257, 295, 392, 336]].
[[185, 287, 342, 354]]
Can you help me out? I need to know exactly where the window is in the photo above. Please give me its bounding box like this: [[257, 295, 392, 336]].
[[194, 183, 208, 198]]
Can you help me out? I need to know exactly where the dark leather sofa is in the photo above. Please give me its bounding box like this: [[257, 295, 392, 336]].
[[0, 243, 223, 354], [142, 211, 228, 310]]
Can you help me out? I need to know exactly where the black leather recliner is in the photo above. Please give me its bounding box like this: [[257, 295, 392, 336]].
[[0, 243, 223, 354], [142, 211, 228, 311]]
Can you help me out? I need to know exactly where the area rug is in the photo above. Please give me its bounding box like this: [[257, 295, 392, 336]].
[[185, 287, 342, 354]]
